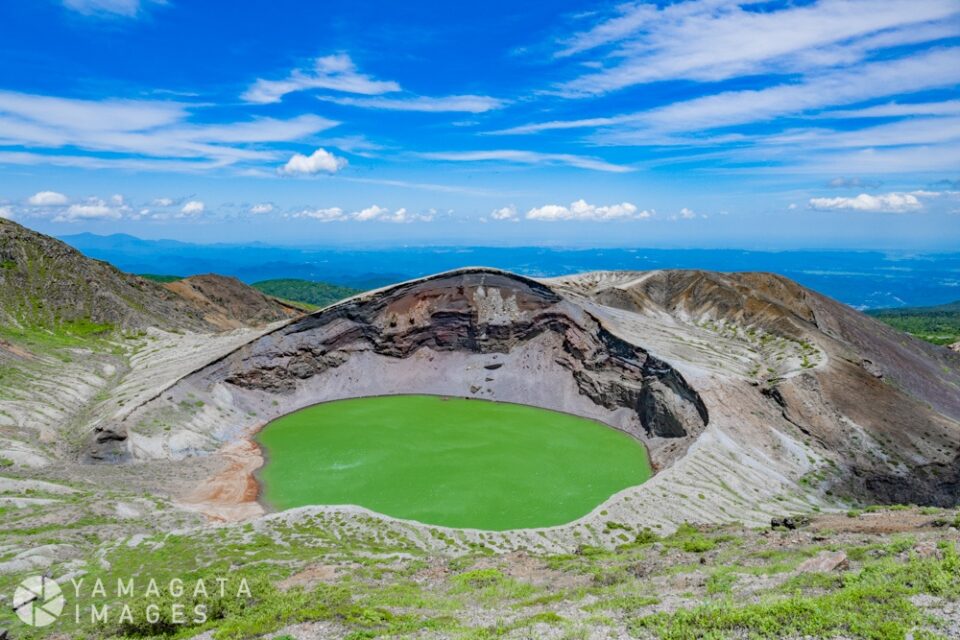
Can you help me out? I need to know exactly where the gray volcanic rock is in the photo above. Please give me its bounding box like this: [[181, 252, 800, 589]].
[[561, 270, 960, 507], [92, 267, 960, 519], [94, 269, 709, 465]]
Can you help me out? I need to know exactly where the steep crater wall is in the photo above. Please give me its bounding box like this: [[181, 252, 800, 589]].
[[91, 270, 708, 468]]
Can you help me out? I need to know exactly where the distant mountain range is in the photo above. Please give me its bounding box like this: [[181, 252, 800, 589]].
[[59, 232, 960, 311]]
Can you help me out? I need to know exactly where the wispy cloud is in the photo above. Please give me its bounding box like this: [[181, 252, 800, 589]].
[[318, 94, 506, 113], [61, 0, 165, 18], [813, 100, 960, 119], [625, 49, 960, 135], [0, 91, 338, 171], [419, 150, 632, 173], [341, 176, 506, 198], [555, 0, 960, 96], [242, 54, 400, 104]]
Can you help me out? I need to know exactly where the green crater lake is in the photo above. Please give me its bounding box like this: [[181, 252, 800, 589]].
[[256, 395, 652, 530]]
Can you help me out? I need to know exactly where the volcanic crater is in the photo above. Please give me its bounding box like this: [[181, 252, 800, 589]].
[[85, 267, 960, 545]]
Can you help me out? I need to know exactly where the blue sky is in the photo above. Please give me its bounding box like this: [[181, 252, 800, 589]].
[[0, 0, 958, 248]]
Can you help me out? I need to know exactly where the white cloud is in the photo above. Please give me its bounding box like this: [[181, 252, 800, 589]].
[[179, 200, 205, 216], [280, 148, 347, 175], [0, 91, 337, 172], [174, 114, 339, 143], [827, 177, 882, 189], [352, 205, 389, 221], [27, 190, 69, 206], [0, 205, 13, 220], [319, 94, 505, 113], [152, 197, 174, 206], [556, 0, 960, 96], [61, 0, 164, 18], [604, 48, 960, 138], [53, 197, 125, 222], [294, 207, 347, 222], [491, 205, 517, 221], [419, 150, 631, 173], [392, 208, 434, 223], [243, 54, 400, 104], [489, 116, 631, 136], [292, 204, 429, 223], [678, 207, 696, 219], [526, 199, 650, 221], [250, 203, 274, 214], [815, 99, 960, 119], [808, 192, 928, 213]]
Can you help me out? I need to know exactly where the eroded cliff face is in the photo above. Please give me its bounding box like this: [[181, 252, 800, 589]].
[[554, 269, 960, 509], [225, 272, 707, 439], [91, 270, 708, 467]]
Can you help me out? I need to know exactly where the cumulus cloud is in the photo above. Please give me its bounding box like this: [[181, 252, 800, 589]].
[[28, 190, 68, 206], [0, 205, 13, 220], [152, 197, 174, 206], [526, 199, 650, 221], [370, 207, 433, 223], [179, 200, 205, 216], [294, 207, 347, 222], [808, 192, 928, 213], [352, 205, 390, 222], [491, 205, 518, 221], [250, 203, 274, 214], [678, 207, 696, 219], [280, 148, 347, 175], [292, 204, 429, 223], [53, 197, 125, 222], [243, 54, 400, 104]]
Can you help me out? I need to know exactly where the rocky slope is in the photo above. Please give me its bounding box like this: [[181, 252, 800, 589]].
[[0, 218, 296, 335], [0, 220, 300, 467], [164, 274, 303, 330], [74, 267, 959, 545]]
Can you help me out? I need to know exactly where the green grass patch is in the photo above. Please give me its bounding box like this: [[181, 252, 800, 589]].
[[633, 543, 960, 639]]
